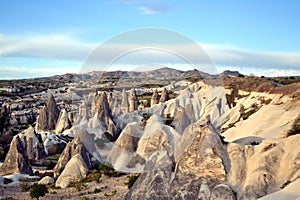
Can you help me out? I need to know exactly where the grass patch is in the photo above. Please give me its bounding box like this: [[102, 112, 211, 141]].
[[98, 163, 121, 177], [68, 177, 87, 192], [46, 154, 60, 161]]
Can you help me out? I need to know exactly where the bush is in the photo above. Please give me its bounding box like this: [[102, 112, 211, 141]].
[[124, 175, 139, 189], [46, 161, 56, 170], [94, 188, 102, 194], [20, 182, 31, 192], [99, 163, 120, 177], [30, 183, 48, 200], [287, 116, 300, 137], [69, 177, 87, 192]]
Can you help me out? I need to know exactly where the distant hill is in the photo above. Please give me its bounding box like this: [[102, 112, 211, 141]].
[[220, 70, 244, 77]]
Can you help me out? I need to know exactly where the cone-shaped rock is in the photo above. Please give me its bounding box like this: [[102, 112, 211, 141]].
[[129, 89, 138, 112], [53, 129, 103, 178], [0, 135, 33, 176], [150, 89, 160, 107], [55, 154, 89, 188], [76, 100, 89, 125], [36, 94, 60, 131], [121, 89, 129, 114], [125, 116, 234, 199], [159, 87, 169, 103], [56, 109, 72, 133], [95, 92, 114, 128], [20, 126, 47, 161]]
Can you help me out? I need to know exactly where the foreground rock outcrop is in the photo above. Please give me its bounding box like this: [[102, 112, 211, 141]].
[[53, 129, 103, 179], [0, 135, 33, 176], [54, 129, 103, 188], [125, 117, 235, 199], [55, 154, 89, 188], [228, 134, 300, 199]]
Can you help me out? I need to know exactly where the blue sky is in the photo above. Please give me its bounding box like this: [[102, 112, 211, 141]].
[[0, 0, 300, 79]]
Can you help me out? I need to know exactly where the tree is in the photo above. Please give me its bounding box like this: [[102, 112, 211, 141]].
[[30, 183, 48, 200]]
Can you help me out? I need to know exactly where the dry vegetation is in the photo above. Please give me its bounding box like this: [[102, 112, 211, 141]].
[[222, 76, 300, 96]]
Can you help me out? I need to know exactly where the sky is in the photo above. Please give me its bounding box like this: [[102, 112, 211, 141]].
[[0, 0, 300, 79]]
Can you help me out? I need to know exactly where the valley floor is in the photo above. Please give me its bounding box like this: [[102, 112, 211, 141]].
[[0, 175, 128, 200]]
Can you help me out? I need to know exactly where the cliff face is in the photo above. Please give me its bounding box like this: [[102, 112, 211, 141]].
[[36, 94, 60, 131]]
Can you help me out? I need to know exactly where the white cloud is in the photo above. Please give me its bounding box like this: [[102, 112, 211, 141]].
[[0, 66, 80, 80], [0, 34, 96, 60], [139, 5, 170, 15], [0, 32, 300, 78]]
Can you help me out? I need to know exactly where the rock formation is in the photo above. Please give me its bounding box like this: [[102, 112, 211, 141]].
[[36, 94, 60, 131], [228, 134, 300, 199], [38, 176, 54, 185], [136, 115, 180, 159], [108, 122, 144, 170], [53, 129, 102, 178], [125, 117, 235, 199], [76, 99, 89, 125], [20, 126, 47, 161], [0, 135, 33, 176], [171, 106, 190, 134], [150, 89, 160, 107], [55, 154, 89, 188], [159, 87, 169, 103], [90, 92, 119, 139], [56, 109, 72, 133], [121, 89, 129, 114], [129, 89, 138, 112]]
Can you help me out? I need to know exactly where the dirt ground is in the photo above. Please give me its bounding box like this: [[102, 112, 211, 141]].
[[0, 175, 129, 200]]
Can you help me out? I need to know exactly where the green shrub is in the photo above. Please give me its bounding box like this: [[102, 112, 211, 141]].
[[104, 190, 117, 197], [82, 169, 101, 183], [46, 161, 56, 170], [30, 183, 48, 200], [69, 177, 87, 192], [99, 163, 120, 177], [124, 175, 140, 189], [20, 182, 31, 192]]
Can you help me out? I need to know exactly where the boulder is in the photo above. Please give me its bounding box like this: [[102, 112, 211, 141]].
[[38, 176, 54, 185]]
